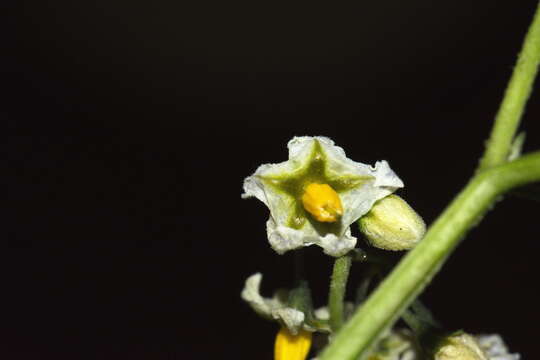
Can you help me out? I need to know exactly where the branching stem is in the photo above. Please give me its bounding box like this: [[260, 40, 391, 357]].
[[320, 152, 540, 360], [479, 2, 540, 170]]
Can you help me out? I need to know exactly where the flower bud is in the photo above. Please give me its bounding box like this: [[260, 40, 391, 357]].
[[435, 333, 488, 360], [275, 327, 312, 360], [358, 195, 425, 251]]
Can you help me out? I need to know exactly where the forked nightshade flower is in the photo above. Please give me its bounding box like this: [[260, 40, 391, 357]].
[[242, 136, 404, 256]]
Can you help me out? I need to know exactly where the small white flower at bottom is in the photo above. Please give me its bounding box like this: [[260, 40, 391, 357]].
[[241, 273, 330, 335]]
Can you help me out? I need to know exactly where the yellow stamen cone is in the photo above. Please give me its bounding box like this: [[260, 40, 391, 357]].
[[274, 327, 312, 360], [301, 183, 343, 222]]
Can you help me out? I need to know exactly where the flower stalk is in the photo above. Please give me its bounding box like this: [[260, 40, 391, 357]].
[[328, 254, 352, 332]]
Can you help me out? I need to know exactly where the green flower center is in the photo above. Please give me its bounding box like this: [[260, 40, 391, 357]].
[[261, 140, 372, 234]]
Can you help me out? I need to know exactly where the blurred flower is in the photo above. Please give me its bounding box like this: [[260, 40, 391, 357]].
[[474, 334, 520, 360], [308, 330, 519, 360], [434, 333, 520, 360], [435, 333, 489, 360]]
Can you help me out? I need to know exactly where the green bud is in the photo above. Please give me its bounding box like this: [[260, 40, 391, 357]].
[[358, 195, 426, 251], [434, 333, 489, 360]]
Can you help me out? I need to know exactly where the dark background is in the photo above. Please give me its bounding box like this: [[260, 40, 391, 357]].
[[4, 1, 540, 359]]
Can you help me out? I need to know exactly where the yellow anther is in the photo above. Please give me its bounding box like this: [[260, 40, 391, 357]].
[[301, 183, 343, 222], [275, 327, 312, 360]]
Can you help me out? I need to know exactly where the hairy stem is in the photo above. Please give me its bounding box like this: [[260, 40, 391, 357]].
[[479, 2, 540, 170], [319, 151, 540, 360], [328, 254, 352, 332]]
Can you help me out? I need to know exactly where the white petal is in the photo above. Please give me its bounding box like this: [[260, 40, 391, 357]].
[[272, 308, 305, 335], [313, 307, 330, 321], [240, 273, 274, 318], [475, 334, 520, 360], [311, 227, 356, 257], [240, 273, 307, 335], [267, 218, 311, 254], [267, 218, 356, 257], [241, 169, 269, 205]]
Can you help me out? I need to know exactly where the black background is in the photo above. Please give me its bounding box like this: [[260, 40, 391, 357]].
[[4, 1, 540, 359]]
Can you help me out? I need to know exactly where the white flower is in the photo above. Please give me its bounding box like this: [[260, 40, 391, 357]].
[[241, 273, 329, 335], [475, 334, 520, 360], [242, 136, 403, 257]]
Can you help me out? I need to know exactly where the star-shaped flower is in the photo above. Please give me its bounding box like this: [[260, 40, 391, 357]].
[[242, 136, 403, 256]]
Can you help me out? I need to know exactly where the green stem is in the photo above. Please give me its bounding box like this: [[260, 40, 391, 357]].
[[354, 267, 375, 305], [319, 151, 540, 360], [401, 309, 425, 336], [401, 300, 440, 337], [410, 300, 439, 329], [328, 254, 352, 332], [479, 2, 540, 170]]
